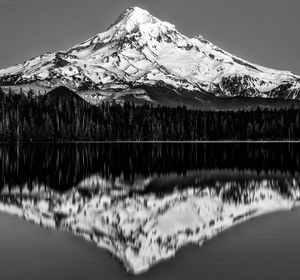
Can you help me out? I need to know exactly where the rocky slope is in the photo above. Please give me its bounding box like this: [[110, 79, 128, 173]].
[[0, 7, 300, 106]]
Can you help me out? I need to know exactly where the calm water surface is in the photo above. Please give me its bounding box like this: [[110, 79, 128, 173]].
[[0, 143, 300, 280]]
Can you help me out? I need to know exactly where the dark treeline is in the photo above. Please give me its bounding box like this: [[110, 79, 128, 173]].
[[1, 86, 300, 141]]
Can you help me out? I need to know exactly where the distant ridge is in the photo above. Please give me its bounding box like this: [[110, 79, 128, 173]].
[[45, 86, 85, 103]]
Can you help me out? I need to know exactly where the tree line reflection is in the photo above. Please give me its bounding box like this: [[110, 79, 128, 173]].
[[0, 143, 299, 191]]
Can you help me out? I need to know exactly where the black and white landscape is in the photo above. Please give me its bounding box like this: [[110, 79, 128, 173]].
[[1, 1, 300, 279]]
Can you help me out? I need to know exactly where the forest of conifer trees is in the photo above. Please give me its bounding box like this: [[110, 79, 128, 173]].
[[1, 87, 300, 141]]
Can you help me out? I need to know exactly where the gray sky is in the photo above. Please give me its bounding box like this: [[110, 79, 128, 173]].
[[0, 0, 299, 74]]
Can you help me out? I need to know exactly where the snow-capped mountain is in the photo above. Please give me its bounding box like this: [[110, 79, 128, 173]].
[[1, 7, 300, 104]]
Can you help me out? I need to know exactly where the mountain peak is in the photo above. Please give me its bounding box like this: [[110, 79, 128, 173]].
[[125, 7, 150, 17], [107, 6, 175, 33], [107, 7, 151, 30]]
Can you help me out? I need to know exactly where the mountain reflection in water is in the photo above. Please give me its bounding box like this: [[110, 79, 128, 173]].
[[0, 143, 300, 273]]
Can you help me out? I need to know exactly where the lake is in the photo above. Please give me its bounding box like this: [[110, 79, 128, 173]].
[[0, 143, 300, 279]]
